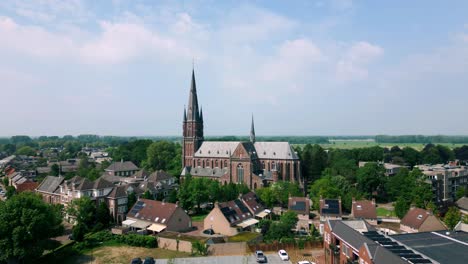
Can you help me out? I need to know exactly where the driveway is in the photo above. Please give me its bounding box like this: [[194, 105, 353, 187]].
[[155, 253, 292, 264]]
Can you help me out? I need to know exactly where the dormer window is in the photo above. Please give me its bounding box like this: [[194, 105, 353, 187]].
[[357, 205, 362, 210], [162, 218, 166, 223], [155, 217, 159, 222], [417, 214, 423, 220]]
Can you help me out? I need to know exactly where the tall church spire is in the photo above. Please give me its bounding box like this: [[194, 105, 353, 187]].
[[183, 106, 187, 122], [250, 114, 256, 143], [187, 69, 199, 121], [199, 106, 203, 122]]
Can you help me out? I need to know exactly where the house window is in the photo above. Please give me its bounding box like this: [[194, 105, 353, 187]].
[[99, 189, 104, 196], [237, 164, 244, 183], [224, 160, 228, 168], [215, 160, 219, 168]]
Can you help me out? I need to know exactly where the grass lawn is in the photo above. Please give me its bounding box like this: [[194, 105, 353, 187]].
[[191, 214, 208, 222], [64, 245, 192, 264], [377, 207, 397, 217], [227, 232, 261, 242]]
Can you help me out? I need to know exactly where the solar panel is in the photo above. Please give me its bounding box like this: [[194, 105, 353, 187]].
[[291, 201, 306, 211], [234, 199, 250, 214], [407, 259, 432, 263]]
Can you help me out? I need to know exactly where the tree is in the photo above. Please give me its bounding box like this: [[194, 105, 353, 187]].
[[301, 144, 327, 182], [356, 162, 384, 197], [146, 141, 177, 171], [394, 197, 410, 219], [402, 147, 420, 167], [444, 207, 461, 230], [280, 211, 299, 230], [0, 192, 63, 263], [67, 196, 96, 228], [50, 164, 60, 176], [128, 192, 137, 210], [5, 186, 16, 199], [455, 186, 466, 201], [96, 202, 111, 230], [15, 146, 36, 156], [142, 190, 153, 200]]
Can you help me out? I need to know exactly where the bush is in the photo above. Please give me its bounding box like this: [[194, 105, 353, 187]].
[[72, 230, 157, 251]]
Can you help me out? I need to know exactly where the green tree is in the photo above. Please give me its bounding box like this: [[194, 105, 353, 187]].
[[0, 192, 63, 263], [301, 144, 328, 182], [127, 192, 137, 210], [95, 202, 111, 230], [280, 211, 299, 230], [142, 190, 153, 200], [15, 146, 36, 156], [444, 207, 461, 230], [394, 197, 410, 219], [455, 186, 467, 200], [50, 163, 60, 176], [146, 141, 177, 171], [5, 186, 16, 199], [356, 162, 384, 197], [402, 147, 420, 167], [67, 196, 96, 228]]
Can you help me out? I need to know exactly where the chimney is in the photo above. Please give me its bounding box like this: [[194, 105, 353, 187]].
[[371, 198, 375, 205], [214, 202, 219, 208], [352, 197, 356, 203], [238, 193, 243, 199], [175, 201, 179, 207]]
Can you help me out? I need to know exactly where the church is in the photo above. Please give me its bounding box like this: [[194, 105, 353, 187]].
[[180, 70, 302, 190]]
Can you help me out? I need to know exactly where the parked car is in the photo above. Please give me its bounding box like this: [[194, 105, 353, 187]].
[[130, 258, 142, 264], [278, 249, 289, 261], [203, 229, 214, 235], [297, 261, 316, 264], [143, 257, 155, 264], [255, 250, 267, 263]]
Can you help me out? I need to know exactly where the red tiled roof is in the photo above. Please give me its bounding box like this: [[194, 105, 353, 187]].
[[352, 200, 377, 219], [401, 207, 431, 229], [127, 199, 179, 224], [16, 181, 39, 193]]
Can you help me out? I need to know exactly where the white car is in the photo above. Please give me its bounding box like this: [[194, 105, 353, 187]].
[[278, 249, 289, 261], [297, 261, 316, 264]]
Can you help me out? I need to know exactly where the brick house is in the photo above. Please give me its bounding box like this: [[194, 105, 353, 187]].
[[123, 199, 191, 233], [180, 70, 302, 190], [204, 192, 268, 236], [350, 198, 377, 225], [400, 207, 446, 233], [36, 175, 128, 223], [105, 161, 139, 177], [288, 195, 311, 232]]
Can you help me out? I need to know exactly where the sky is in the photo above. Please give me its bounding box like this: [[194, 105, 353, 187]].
[[1, 0, 468, 137]]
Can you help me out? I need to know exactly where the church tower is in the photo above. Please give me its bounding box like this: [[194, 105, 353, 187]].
[[182, 69, 204, 168]]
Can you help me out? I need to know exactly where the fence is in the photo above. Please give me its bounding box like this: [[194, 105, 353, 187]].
[[248, 240, 322, 253]]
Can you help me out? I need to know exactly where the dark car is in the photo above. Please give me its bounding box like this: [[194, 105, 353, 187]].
[[203, 229, 214, 235], [143, 257, 155, 264], [131, 258, 142, 264], [255, 250, 267, 263]]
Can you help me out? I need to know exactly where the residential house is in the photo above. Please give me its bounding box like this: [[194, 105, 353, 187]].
[[105, 161, 139, 176], [358, 162, 404, 176], [36, 175, 128, 223], [319, 197, 342, 221], [203, 192, 268, 236], [288, 195, 311, 232], [323, 219, 464, 264], [400, 207, 446, 233], [36, 159, 81, 174], [123, 199, 191, 233], [350, 198, 377, 225], [15, 181, 39, 193]]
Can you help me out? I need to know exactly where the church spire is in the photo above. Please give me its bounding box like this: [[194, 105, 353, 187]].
[[183, 106, 187, 122], [187, 69, 199, 121], [250, 114, 256, 143], [199, 106, 203, 122]]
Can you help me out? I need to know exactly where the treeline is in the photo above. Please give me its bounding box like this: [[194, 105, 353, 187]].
[[206, 136, 330, 144], [375, 135, 468, 144]]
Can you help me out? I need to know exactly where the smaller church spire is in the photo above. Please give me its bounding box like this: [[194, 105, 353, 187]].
[[250, 114, 256, 143], [199, 106, 203, 122], [183, 106, 187, 122]]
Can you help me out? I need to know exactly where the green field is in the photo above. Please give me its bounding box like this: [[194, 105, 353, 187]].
[[376, 207, 397, 217], [295, 140, 465, 150]]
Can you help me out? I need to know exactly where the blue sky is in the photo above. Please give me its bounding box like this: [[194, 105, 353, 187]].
[[1, 0, 467, 136]]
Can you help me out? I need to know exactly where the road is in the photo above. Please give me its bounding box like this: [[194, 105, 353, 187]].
[[155, 253, 292, 264]]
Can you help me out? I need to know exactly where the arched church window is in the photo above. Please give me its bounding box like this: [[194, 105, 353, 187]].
[[237, 164, 244, 184]]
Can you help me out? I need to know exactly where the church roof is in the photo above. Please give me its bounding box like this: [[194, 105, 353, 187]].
[[254, 142, 299, 160], [194, 141, 240, 158]]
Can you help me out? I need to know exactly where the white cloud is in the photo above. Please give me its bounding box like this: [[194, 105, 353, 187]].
[[336, 41, 383, 81]]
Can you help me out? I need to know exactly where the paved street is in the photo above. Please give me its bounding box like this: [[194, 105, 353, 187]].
[[155, 254, 292, 264]]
